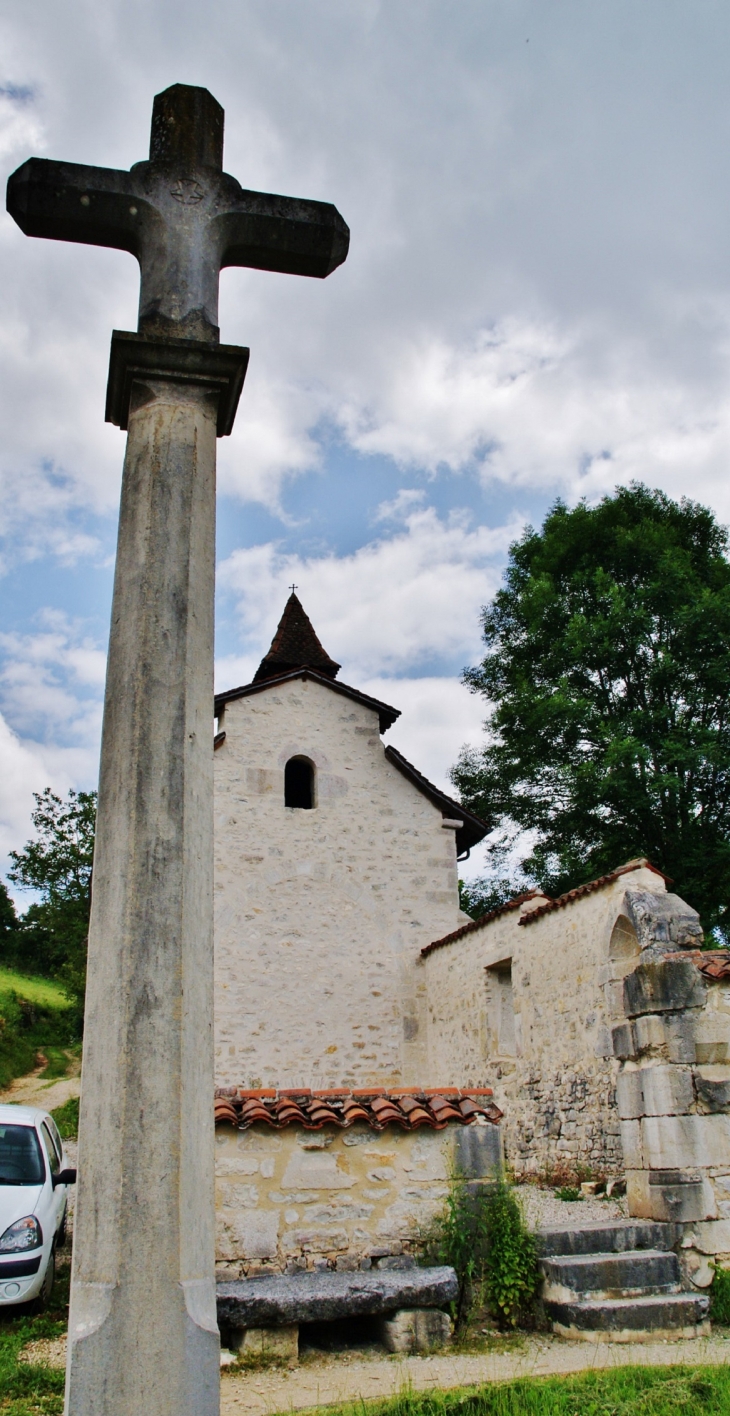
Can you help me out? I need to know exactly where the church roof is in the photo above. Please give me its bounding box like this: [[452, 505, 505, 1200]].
[[215, 667, 401, 734], [384, 746, 489, 857], [253, 592, 341, 683]]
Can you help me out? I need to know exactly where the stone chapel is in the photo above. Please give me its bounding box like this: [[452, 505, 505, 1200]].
[[210, 596, 730, 1297]]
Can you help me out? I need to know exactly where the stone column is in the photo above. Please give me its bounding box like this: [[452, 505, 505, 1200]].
[[65, 361, 236, 1416]]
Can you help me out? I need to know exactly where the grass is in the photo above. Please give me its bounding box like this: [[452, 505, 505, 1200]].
[[0, 972, 69, 1012], [295, 1367, 730, 1416], [0, 1258, 69, 1415], [50, 1097, 79, 1140]]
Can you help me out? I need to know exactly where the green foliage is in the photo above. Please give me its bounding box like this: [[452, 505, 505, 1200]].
[[0, 1258, 68, 1416], [710, 1262, 730, 1324], [0, 986, 76, 1091], [424, 1178, 538, 1331], [452, 484, 730, 938], [321, 1366, 730, 1416], [554, 1186, 582, 1202], [458, 878, 531, 922], [0, 969, 70, 1010], [50, 1095, 79, 1140], [8, 788, 96, 1031]]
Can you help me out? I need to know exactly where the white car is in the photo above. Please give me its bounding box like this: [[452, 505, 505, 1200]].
[[0, 1104, 76, 1308]]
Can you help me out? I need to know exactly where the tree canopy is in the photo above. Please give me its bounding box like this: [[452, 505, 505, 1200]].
[[7, 787, 96, 1025], [452, 484, 730, 937]]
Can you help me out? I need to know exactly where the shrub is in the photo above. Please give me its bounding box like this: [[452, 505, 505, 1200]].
[[710, 1262, 730, 1325], [423, 1177, 539, 1331]]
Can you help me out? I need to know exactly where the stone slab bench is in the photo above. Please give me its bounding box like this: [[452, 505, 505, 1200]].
[[216, 1265, 458, 1329]]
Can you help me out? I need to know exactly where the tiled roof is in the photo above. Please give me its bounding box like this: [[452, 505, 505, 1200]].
[[518, 859, 671, 926], [215, 668, 400, 735], [253, 593, 341, 684], [214, 1087, 502, 1131], [671, 949, 730, 980], [384, 747, 489, 857], [421, 893, 546, 958]]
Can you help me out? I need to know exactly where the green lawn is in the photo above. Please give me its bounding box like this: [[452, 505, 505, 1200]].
[[299, 1366, 730, 1416], [0, 1259, 68, 1414], [0, 970, 69, 1011]]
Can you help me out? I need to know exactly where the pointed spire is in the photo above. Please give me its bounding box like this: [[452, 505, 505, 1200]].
[[253, 593, 341, 684]]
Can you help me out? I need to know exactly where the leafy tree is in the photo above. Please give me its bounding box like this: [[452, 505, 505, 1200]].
[[452, 484, 730, 938], [0, 881, 18, 959], [8, 788, 96, 1026]]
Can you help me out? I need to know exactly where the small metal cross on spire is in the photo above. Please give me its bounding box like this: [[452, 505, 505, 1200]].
[[288, 583, 299, 592], [7, 83, 349, 347]]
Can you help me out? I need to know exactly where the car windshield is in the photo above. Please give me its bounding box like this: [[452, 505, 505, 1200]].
[[0, 1125, 45, 1185]]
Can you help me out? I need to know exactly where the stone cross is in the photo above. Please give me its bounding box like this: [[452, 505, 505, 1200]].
[[7, 85, 348, 1416]]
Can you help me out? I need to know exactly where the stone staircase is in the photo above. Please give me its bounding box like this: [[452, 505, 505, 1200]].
[[538, 1220, 710, 1341]]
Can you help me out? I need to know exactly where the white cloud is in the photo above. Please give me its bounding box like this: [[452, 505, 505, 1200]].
[[217, 499, 518, 681]]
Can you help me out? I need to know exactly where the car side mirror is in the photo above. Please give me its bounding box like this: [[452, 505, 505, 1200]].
[[52, 1168, 77, 1188]]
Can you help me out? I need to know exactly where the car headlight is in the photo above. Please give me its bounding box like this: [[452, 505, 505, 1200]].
[[0, 1216, 42, 1251]]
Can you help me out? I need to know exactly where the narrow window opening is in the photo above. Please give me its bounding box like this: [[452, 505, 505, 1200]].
[[285, 757, 315, 809], [485, 960, 517, 1057]]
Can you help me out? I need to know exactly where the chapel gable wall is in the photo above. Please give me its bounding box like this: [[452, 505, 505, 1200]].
[[214, 676, 464, 1091]]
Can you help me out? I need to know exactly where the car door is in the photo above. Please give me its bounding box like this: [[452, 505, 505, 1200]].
[[39, 1121, 64, 1239]]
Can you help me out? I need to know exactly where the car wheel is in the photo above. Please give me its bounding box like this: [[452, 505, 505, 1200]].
[[29, 1249, 55, 1313]]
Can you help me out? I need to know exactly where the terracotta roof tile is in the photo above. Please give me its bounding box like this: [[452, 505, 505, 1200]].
[[421, 892, 546, 958], [518, 859, 671, 925], [669, 949, 730, 980], [214, 1087, 502, 1131]]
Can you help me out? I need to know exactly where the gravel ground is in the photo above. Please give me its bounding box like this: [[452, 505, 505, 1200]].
[[516, 1184, 628, 1231], [217, 1334, 730, 1415]]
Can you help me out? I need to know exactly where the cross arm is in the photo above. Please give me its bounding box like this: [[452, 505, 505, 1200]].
[[6, 158, 157, 257], [217, 184, 349, 280]]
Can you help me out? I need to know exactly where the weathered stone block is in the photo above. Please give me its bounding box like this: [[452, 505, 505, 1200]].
[[687, 1220, 730, 1255], [694, 1069, 730, 1112], [624, 889, 704, 951], [216, 1266, 458, 1327], [624, 961, 706, 1018], [640, 1115, 702, 1170], [455, 1122, 502, 1179], [620, 1119, 643, 1170], [634, 1015, 665, 1053], [379, 1307, 451, 1353], [616, 1069, 643, 1120], [611, 1023, 636, 1060], [694, 1016, 730, 1065], [234, 1325, 299, 1361], [664, 1014, 696, 1064], [640, 1065, 694, 1117], [627, 1169, 716, 1222]]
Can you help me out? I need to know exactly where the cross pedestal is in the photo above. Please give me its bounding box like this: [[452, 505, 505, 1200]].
[[7, 85, 348, 1416]]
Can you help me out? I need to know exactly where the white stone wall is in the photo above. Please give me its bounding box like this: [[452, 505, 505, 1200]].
[[214, 678, 465, 1090], [214, 1122, 459, 1276], [423, 866, 668, 1177]]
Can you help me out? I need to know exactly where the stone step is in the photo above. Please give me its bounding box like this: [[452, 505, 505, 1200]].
[[547, 1291, 710, 1341], [216, 1265, 458, 1330], [541, 1248, 680, 1302], [537, 1220, 676, 1257]]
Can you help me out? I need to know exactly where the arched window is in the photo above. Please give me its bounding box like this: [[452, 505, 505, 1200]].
[[285, 757, 315, 809]]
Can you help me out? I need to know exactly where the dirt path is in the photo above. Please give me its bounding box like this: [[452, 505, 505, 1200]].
[[219, 1334, 730, 1415], [0, 1059, 80, 1112]]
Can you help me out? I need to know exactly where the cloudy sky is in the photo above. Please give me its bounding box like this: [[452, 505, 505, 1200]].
[[0, 1, 729, 891]]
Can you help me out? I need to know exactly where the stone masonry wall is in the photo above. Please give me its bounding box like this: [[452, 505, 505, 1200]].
[[423, 865, 670, 1179], [214, 677, 466, 1091], [610, 891, 730, 1291], [214, 1121, 500, 1276]]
